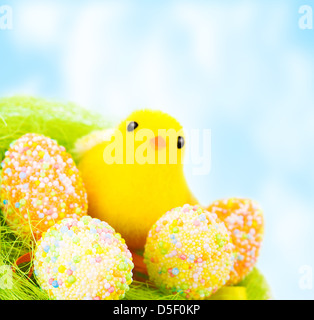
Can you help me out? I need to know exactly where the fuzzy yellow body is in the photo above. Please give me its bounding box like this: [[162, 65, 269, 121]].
[[78, 110, 197, 249]]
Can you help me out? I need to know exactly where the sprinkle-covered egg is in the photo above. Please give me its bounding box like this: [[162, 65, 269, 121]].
[[34, 215, 134, 300], [144, 204, 234, 299], [207, 198, 264, 285], [0, 133, 87, 238]]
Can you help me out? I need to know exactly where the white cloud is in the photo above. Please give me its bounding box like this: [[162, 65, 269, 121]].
[[259, 177, 313, 259], [61, 2, 128, 111], [13, 2, 66, 47], [5, 76, 41, 96], [130, 34, 178, 113], [173, 3, 219, 72], [257, 176, 314, 299], [60, 2, 189, 120], [254, 49, 314, 171]]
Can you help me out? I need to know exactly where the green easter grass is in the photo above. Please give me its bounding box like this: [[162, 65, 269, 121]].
[[0, 96, 272, 300], [0, 96, 108, 164]]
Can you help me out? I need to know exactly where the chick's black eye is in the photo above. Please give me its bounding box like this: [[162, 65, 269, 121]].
[[177, 136, 185, 149], [127, 121, 138, 132]]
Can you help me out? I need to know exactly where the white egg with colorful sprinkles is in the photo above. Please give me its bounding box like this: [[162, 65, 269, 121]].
[[34, 215, 134, 300]]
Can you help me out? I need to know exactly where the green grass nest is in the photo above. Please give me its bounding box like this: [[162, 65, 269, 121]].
[[0, 96, 271, 300]]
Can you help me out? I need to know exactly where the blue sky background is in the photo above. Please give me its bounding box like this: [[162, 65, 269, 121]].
[[1, 0, 314, 299]]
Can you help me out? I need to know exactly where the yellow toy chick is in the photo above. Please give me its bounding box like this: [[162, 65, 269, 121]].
[[77, 110, 197, 249]]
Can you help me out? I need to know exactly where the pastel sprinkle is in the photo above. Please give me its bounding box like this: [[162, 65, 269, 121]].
[[33, 216, 133, 300], [144, 204, 234, 300], [208, 198, 264, 285], [0, 133, 87, 239]]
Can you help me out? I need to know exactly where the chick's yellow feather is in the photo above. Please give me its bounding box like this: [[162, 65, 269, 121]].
[[78, 110, 197, 249]]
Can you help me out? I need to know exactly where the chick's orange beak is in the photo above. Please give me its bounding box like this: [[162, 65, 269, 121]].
[[150, 136, 166, 150]]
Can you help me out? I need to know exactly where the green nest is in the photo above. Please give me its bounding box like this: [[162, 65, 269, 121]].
[[0, 96, 272, 300]]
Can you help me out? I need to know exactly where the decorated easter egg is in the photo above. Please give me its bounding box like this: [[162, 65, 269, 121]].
[[0, 133, 87, 238], [207, 198, 264, 285], [34, 215, 134, 300], [144, 204, 234, 299]]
